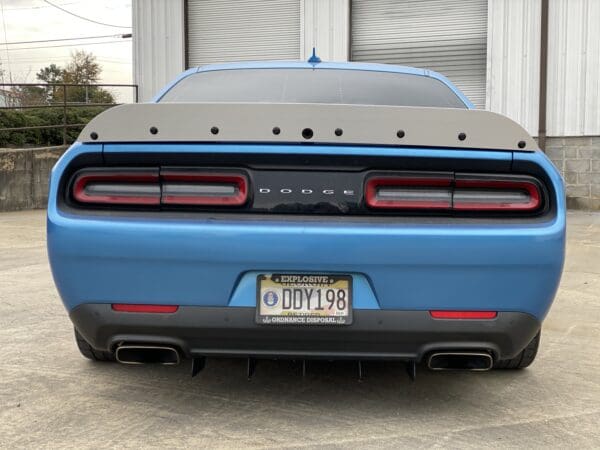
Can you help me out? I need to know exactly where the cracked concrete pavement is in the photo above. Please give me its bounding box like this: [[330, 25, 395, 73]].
[[1, 210, 599, 448]]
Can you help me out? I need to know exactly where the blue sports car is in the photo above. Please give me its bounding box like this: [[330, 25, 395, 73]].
[[47, 60, 565, 376]]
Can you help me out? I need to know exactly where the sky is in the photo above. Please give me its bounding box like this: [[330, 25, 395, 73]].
[[0, 0, 132, 100]]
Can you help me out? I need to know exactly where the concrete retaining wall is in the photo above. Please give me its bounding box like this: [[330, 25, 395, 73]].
[[0, 146, 67, 212], [545, 136, 600, 210]]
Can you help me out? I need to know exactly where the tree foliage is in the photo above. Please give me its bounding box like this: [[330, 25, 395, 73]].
[[29, 50, 116, 105]]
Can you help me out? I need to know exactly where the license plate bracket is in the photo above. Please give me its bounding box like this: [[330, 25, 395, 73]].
[[256, 273, 352, 325]]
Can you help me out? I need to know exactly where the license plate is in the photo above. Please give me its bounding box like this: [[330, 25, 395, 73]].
[[256, 273, 352, 325]]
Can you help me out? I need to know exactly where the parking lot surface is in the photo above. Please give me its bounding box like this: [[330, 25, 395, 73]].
[[1, 210, 599, 448]]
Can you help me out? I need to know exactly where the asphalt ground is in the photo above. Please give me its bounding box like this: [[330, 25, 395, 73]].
[[1, 210, 599, 448]]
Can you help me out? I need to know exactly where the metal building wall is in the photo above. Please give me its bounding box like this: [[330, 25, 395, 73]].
[[301, 0, 349, 61], [186, 0, 301, 67], [547, 0, 600, 136], [132, 0, 185, 103], [486, 0, 541, 136], [350, 0, 488, 109]]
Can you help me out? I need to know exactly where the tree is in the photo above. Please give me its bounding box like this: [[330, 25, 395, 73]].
[[34, 51, 115, 104], [36, 64, 64, 84]]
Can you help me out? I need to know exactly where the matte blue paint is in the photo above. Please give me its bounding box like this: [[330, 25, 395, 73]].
[[229, 272, 380, 309], [151, 60, 473, 108], [48, 143, 566, 321]]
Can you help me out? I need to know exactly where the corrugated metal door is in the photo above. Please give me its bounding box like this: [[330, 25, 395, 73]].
[[351, 0, 488, 108], [186, 0, 301, 67]]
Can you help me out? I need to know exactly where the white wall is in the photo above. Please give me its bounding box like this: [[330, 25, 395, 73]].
[[132, 0, 600, 137], [132, 0, 185, 102], [486, 0, 541, 135], [547, 0, 600, 136], [301, 0, 349, 61]]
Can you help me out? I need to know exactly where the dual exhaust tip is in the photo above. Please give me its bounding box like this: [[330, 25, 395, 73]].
[[427, 351, 493, 371], [116, 345, 180, 366]]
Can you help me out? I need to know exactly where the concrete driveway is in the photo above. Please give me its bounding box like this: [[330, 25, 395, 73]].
[[1, 210, 599, 448]]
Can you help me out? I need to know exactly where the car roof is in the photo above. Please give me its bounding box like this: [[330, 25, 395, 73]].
[[153, 60, 473, 108]]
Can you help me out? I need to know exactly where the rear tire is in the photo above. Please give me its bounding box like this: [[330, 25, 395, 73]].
[[494, 331, 540, 369], [74, 328, 115, 362]]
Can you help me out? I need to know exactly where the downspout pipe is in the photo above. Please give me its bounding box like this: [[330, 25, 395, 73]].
[[538, 0, 549, 151]]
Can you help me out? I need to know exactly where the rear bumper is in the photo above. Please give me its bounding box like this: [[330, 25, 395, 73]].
[[71, 304, 540, 361]]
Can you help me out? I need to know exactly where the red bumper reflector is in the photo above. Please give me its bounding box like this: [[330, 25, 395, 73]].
[[111, 304, 179, 313], [430, 310, 497, 319]]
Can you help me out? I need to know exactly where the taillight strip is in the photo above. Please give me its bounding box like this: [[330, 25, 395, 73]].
[[365, 174, 542, 212], [453, 179, 541, 211], [365, 176, 453, 209], [72, 169, 249, 207], [73, 171, 160, 205], [161, 171, 248, 206]]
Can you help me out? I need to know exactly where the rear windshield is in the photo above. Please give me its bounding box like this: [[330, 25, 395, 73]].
[[159, 68, 467, 108]]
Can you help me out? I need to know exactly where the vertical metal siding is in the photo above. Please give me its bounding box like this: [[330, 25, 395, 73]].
[[301, 0, 349, 61], [350, 0, 488, 108], [186, 0, 301, 67], [547, 0, 600, 136], [132, 0, 185, 102], [486, 0, 541, 135]]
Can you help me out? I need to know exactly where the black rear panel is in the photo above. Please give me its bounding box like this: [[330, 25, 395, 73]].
[[59, 151, 555, 220]]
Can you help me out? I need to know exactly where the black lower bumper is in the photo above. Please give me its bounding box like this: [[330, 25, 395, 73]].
[[70, 304, 541, 361]]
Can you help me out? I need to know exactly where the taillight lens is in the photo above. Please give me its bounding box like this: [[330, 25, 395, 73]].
[[365, 173, 542, 213], [73, 170, 160, 205], [72, 169, 248, 207], [453, 178, 541, 211], [161, 171, 248, 206], [365, 175, 453, 209]]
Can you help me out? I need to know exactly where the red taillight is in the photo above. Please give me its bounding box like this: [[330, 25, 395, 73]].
[[365, 174, 542, 212], [161, 171, 248, 206], [453, 178, 541, 211], [112, 304, 178, 313], [365, 175, 453, 209], [72, 169, 248, 207], [430, 310, 497, 319], [73, 170, 160, 205]]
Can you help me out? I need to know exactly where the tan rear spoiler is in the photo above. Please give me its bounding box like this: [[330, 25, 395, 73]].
[[78, 103, 537, 152]]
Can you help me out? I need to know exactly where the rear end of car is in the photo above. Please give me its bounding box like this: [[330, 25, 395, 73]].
[[47, 63, 566, 373]]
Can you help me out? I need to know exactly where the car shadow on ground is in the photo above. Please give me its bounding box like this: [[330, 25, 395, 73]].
[[85, 357, 533, 419]]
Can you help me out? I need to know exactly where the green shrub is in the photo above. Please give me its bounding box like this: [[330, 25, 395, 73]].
[[0, 106, 108, 148]]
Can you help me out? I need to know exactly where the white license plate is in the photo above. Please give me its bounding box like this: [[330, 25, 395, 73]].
[[256, 274, 352, 325]]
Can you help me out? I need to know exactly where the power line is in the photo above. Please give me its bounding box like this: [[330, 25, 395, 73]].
[[1, 1, 80, 11], [0, 34, 129, 46], [3, 39, 131, 52], [42, 0, 131, 29], [0, 0, 13, 83]]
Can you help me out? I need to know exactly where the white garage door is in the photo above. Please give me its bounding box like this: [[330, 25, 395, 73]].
[[187, 0, 301, 67], [351, 0, 488, 108]]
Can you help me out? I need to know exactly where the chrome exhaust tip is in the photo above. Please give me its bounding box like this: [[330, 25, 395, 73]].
[[427, 352, 493, 371], [115, 345, 180, 365]]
